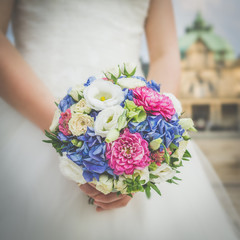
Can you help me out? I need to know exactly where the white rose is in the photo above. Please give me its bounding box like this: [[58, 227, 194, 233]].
[[83, 79, 124, 111], [70, 99, 91, 114], [49, 108, 61, 132], [104, 66, 121, 79], [150, 163, 176, 184], [163, 93, 182, 117], [94, 175, 113, 195], [117, 77, 146, 89], [69, 84, 85, 101], [114, 176, 128, 194], [68, 112, 94, 136], [94, 105, 124, 137], [121, 62, 137, 76], [59, 156, 86, 185]]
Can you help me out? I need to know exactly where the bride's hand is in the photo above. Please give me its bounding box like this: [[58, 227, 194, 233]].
[[79, 183, 132, 212]]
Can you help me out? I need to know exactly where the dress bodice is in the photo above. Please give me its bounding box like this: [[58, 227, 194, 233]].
[[12, 0, 150, 97]]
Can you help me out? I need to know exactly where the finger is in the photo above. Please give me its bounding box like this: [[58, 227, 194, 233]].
[[94, 196, 132, 210], [79, 183, 101, 197], [96, 206, 104, 212], [94, 192, 126, 203]]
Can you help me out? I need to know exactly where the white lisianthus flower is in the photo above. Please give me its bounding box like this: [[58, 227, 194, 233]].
[[150, 163, 176, 184], [163, 93, 182, 117], [179, 118, 196, 131], [68, 113, 94, 136], [104, 66, 121, 80], [59, 156, 86, 185], [70, 99, 91, 114], [171, 140, 188, 160], [117, 77, 146, 89], [121, 62, 137, 76], [69, 84, 85, 101], [83, 79, 124, 111], [94, 175, 113, 195], [49, 108, 61, 132], [94, 105, 124, 138], [114, 176, 128, 194]]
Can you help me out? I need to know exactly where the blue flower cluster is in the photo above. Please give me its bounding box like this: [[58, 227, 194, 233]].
[[67, 127, 113, 182], [58, 94, 76, 112], [128, 114, 184, 151]]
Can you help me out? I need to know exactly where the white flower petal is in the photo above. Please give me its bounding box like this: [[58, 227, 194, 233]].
[[83, 79, 124, 111], [163, 93, 182, 117]]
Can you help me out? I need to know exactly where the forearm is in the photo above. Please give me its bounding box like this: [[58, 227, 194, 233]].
[[145, 0, 180, 96], [147, 52, 181, 96], [0, 32, 56, 131]]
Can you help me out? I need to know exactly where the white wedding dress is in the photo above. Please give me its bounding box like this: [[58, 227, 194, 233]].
[[0, 0, 239, 240]]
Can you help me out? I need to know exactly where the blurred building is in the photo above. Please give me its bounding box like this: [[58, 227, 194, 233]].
[[179, 12, 240, 131]]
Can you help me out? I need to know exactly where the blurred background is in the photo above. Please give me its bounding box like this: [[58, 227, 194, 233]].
[[141, 0, 240, 216]]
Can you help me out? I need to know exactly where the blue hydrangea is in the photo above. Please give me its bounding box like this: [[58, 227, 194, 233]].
[[84, 76, 96, 87], [58, 94, 76, 112], [120, 88, 133, 107], [128, 113, 184, 151], [133, 76, 160, 92], [66, 127, 114, 182]]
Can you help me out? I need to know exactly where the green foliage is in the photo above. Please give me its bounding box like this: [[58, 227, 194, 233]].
[[43, 130, 65, 156], [123, 175, 145, 194], [124, 100, 147, 123], [167, 176, 182, 185], [148, 162, 158, 171], [144, 182, 162, 198]]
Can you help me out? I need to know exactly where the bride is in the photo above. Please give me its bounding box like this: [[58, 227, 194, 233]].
[[0, 0, 239, 239]]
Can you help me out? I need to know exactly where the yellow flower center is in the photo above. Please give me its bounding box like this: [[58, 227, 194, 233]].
[[100, 96, 106, 101]]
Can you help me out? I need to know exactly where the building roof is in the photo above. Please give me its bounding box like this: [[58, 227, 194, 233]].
[[179, 12, 235, 61]]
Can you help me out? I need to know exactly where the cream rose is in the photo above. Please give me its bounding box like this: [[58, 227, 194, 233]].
[[49, 108, 61, 132], [163, 93, 182, 117], [83, 79, 124, 111], [70, 99, 91, 114], [93, 175, 113, 195], [68, 112, 94, 136], [114, 176, 128, 194], [59, 156, 86, 185], [94, 105, 124, 138], [117, 77, 146, 89], [150, 163, 176, 184]]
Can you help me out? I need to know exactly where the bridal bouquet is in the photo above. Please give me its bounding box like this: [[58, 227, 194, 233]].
[[44, 63, 196, 198]]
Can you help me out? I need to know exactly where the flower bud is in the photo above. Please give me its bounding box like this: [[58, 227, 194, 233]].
[[105, 129, 120, 143], [104, 66, 121, 81], [150, 138, 162, 151], [121, 62, 137, 77], [69, 84, 85, 101]]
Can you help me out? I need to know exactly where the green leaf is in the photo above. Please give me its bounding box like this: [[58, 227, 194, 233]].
[[145, 185, 151, 198], [183, 150, 191, 158], [54, 101, 59, 107], [183, 135, 191, 141], [150, 173, 159, 179], [149, 182, 161, 196], [173, 176, 182, 181]]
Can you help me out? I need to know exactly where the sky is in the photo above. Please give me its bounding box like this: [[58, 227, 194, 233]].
[[141, 0, 240, 63]]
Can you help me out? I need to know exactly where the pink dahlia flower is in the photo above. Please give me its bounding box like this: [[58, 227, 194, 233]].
[[106, 128, 151, 175], [59, 109, 72, 136], [132, 86, 175, 120]]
